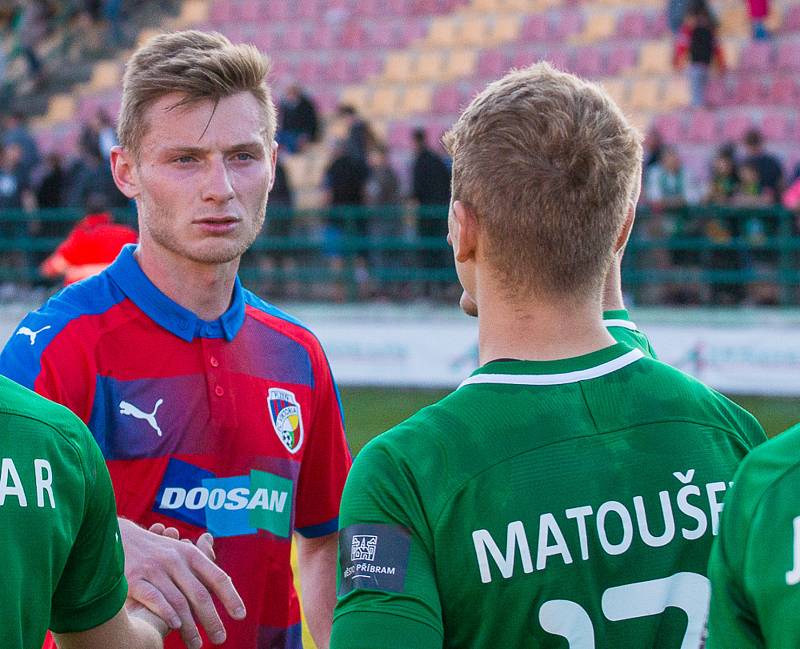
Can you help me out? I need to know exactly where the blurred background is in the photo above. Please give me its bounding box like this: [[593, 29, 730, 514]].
[[1, 0, 799, 439]]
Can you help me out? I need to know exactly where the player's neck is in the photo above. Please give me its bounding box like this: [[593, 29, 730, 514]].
[[134, 244, 239, 321], [475, 286, 616, 366]]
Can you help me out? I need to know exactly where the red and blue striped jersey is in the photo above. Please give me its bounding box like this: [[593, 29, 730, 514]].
[[0, 245, 352, 648]]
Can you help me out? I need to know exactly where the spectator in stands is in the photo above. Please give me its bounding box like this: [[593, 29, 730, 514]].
[[15, 0, 49, 84], [337, 104, 373, 163], [644, 126, 665, 169], [365, 143, 401, 285], [674, 0, 725, 107], [80, 108, 118, 161], [743, 128, 783, 203], [64, 142, 127, 209], [646, 145, 690, 209], [0, 143, 34, 213], [705, 145, 739, 205], [2, 112, 40, 185], [746, 0, 771, 39], [278, 85, 319, 153], [411, 127, 451, 298], [39, 192, 137, 286], [668, 0, 691, 33], [732, 162, 773, 207]]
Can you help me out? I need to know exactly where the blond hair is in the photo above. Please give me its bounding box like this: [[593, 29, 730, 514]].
[[443, 62, 642, 298], [118, 30, 276, 156]]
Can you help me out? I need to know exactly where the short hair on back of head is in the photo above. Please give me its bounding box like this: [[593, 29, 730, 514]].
[[118, 30, 276, 156], [443, 62, 642, 299]]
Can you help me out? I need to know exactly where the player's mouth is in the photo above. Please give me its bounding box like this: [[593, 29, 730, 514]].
[[194, 216, 241, 234]]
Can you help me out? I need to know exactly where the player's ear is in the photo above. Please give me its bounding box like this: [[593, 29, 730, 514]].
[[110, 146, 140, 200], [614, 202, 636, 254], [451, 200, 478, 263]]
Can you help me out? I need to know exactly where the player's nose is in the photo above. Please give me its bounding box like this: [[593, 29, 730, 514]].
[[202, 157, 235, 204]]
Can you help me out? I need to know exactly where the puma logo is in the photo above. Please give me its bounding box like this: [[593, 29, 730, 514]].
[[119, 398, 164, 437], [16, 325, 51, 345]]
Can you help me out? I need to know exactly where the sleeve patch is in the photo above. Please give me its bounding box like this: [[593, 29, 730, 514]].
[[339, 523, 411, 596]]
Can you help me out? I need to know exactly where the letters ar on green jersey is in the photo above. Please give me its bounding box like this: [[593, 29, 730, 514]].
[[707, 422, 800, 649], [0, 375, 126, 649], [332, 334, 764, 649]]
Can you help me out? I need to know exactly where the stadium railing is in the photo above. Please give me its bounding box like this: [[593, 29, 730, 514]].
[[0, 205, 797, 305]]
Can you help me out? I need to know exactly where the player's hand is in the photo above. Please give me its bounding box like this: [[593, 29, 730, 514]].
[[119, 518, 245, 649], [149, 523, 217, 561]]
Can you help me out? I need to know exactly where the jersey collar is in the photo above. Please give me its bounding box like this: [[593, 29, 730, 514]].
[[460, 343, 644, 388], [107, 244, 245, 342]]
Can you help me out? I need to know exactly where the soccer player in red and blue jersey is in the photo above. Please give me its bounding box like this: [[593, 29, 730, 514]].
[[0, 31, 351, 649]]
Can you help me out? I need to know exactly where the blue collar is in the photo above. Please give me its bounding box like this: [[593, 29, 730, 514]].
[[107, 244, 246, 342]]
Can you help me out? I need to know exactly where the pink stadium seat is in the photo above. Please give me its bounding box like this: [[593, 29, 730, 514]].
[[733, 76, 767, 105], [315, 24, 337, 50], [776, 41, 800, 71], [296, 0, 318, 19], [738, 42, 774, 73], [387, 0, 409, 15], [618, 12, 649, 39], [522, 15, 549, 41], [783, 4, 800, 31], [369, 21, 396, 48], [400, 21, 426, 43], [327, 57, 352, 82], [477, 50, 507, 79], [388, 121, 412, 149], [281, 25, 306, 51], [359, 56, 383, 79], [341, 22, 367, 49], [296, 59, 321, 84], [607, 44, 637, 74], [721, 114, 753, 141], [687, 110, 718, 143], [552, 10, 583, 40], [209, 1, 233, 23], [541, 49, 570, 71], [432, 85, 461, 115], [768, 75, 799, 105], [238, 0, 260, 22], [250, 30, 275, 52], [761, 112, 791, 141], [571, 46, 604, 78], [648, 12, 669, 37], [653, 113, 683, 144], [704, 78, 731, 107], [263, 1, 290, 19], [512, 47, 545, 69], [356, 0, 381, 17]]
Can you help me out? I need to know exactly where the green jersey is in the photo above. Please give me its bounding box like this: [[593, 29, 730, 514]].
[[331, 343, 765, 649], [603, 309, 658, 359], [707, 423, 800, 648], [0, 375, 126, 647]]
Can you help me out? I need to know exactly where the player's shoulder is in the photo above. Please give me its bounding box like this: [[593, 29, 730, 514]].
[[242, 289, 325, 355], [0, 374, 94, 458]]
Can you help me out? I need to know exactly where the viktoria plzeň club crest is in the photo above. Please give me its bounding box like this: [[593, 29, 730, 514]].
[[267, 388, 304, 454]]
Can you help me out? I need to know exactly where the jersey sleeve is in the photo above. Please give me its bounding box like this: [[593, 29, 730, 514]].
[[0, 308, 96, 424], [50, 420, 127, 633], [294, 343, 352, 537], [331, 437, 443, 649], [602, 309, 658, 359]]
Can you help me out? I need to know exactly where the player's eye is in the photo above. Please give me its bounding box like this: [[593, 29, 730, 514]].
[[232, 152, 255, 161], [174, 155, 196, 164]]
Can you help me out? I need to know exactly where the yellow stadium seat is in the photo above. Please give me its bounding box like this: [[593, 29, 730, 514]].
[[89, 61, 121, 90], [370, 86, 401, 117], [177, 0, 208, 26], [428, 17, 457, 47], [339, 86, 369, 114], [601, 79, 628, 107], [639, 42, 672, 75], [459, 16, 488, 47], [766, 5, 783, 31], [721, 40, 739, 69], [574, 11, 615, 43], [662, 77, 690, 109], [414, 51, 446, 81], [489, 14, 521, 44], [444, 49, 478, 80], [719, 5, 749, 37], [628, 78, 662, 110], [401, 85, 433, 115], [384, 52, 413, 82], [47, 94, 76, 122]]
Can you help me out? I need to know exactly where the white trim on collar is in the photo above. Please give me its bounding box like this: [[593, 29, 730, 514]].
[[459, 349, 645, 388], [603, 319, 638, 331]]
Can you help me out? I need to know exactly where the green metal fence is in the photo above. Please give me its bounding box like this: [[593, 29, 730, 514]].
[[0, 205, 797, 304]]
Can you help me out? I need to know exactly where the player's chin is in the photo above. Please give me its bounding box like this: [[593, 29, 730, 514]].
[[189, 238, 252, 265]]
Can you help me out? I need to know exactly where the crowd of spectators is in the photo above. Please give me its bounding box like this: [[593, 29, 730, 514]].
[[641, 126, 800, 305]]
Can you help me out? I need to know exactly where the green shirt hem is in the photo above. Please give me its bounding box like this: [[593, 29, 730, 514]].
[[49, 574, 128, 634]]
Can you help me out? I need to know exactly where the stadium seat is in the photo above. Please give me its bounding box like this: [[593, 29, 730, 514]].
[[607, 44, 638, 74], [315, 24, 337, 50], [369, 21, 397, 48], [459, 16, 488, 47], [783, 4, 800, 31], [296, 59, 321, 85], [652, 113, 684, 144], [601, 79, 627, 107], [414, 51, 446, 81], [282, 25, 307, 51], [575, 11, 615, 43], [296, 0, 318, 19], [617, 11, 649, 39], [209, 1, 233, 23], [339, 86, 369, 113], [444, 49, 477, 79], [239, 0, 260, 22], [687, 110, 718, 143], [737, 41, 774, 73], [704, 77, 731, 107], [553, 9, 584, 40], [428, 17, 458, 47], [662, 77, 690, 109], [489, 15, 521, 44], [776, 41, 800, 71], [402, 84, 432, 114], [718, 5, 749, 37], [761, 112, 791, 141], [384, 52, 413, 81], [629, 78, 662, 110], [721, 114, 752, 141], [570, 45, 604, 78], [768, 75, 799, 106], [340, 22, 367, 49], [477, 50, 508, 79], [521, 14, 549, 41], [370, 86, 401, 117], [432, 85, 461, 115], [639, 42, 672, 74], [540, 49, 570, 71]]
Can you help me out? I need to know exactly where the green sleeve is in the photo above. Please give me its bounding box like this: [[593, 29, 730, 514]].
[[50, 424, 127, 633], [331, 438, 444, 649], [602, 309, 658, 359]]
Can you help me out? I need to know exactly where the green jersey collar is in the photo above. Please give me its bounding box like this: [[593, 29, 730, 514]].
[[460, 343, 644, 388], [602, 309, 638, 331]]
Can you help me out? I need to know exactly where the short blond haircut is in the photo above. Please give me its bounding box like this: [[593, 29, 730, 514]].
[[118, 30, 276, 156], [443, 62, 642, 298]]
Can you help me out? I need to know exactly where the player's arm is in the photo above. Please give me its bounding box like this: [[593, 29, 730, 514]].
[[52, 606, 166, 649], [296, 531, 339, 649], [331, 438, 443, 649]]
